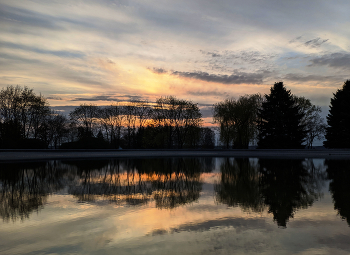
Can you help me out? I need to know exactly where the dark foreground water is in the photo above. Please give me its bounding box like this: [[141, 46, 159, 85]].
[[0, 158, 349, 255]]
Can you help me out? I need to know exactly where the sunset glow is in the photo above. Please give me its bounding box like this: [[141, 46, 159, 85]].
[[1, 0, 349, 120]]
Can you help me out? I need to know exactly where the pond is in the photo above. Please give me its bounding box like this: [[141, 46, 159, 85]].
[[0, 158, 349, 254]]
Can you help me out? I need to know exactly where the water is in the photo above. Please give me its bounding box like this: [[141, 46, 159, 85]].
[[0, 158, 349, 254]]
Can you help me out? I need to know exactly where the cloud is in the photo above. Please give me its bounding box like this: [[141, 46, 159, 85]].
[[1, 41, 85, 59], [201, 50, 277, 64], [171, 70, 268, 84], [289, 36, 303, 44], [58, 73, 109, 87], [200, 50, 221, 58], [46, 96, 63, 100], [304, 38, 329, 48], [289, 36, 329, 48], [283, 73, 343, 82], [1, 0, 349, 112], [150, 67, 167, 74], [309, 53, 350, 69], [106, 59, 116, 64], [0, 51, 109, 88], [187, 90, 229, 97], [71, 95, 142, 102], [0, 3, 61, 30], [72, 96, 118, 101], [197, 50, 278, 74], [150, 65, 270, 84]]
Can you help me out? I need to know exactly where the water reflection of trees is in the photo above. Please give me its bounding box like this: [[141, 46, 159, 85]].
[[0, 161, 66, 222], [215, 158, 325, 227], [64, 158, 212, 208], [137, 158, 209, 209], [326, 160, 350, 226], [215, 158, 264, 213], [0, 158, 212, 221], [2, 157, 335, 227], [259, 159, 323, 227], [66, 159, 153, 205]]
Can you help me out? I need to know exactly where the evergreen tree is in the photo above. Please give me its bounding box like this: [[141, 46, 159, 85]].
[[324, 80, 350, 148], [257, 82, 306, 149]]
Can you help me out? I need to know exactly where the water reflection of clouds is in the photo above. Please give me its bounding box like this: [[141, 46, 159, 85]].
[[0, 158, 350, 254]]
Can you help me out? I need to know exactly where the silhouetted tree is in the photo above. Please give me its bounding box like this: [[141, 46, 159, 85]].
[[69, 104, 98, 138], [133, 100, 152, 148], [324, 80, 350, 148], [38, 111, 68, 148], [97, 104, 124, 148], [294, 96, 327, 148], [257, 82, 306, 149], [0, 120, 23, 148], [199, 127, 215, 148], [151, 96, 202, 149], [213, 99, 235, 148], [213, 94, 261, 149], [0, 85, 51, 148], [123, 102, 138, 148]]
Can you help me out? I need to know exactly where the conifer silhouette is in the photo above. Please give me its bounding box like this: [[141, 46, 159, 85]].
[[324, 80, 350, 148], [257, 82, 306, 148]]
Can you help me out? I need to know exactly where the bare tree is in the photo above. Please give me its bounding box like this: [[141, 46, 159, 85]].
[[134, 100, 152, 130], [294, 96, 327, 148], [123, 102, 137, 148], [98, 104, 124, 148], [152, 96, 202, 148], [213, 99, 235, 148], [38, 111, 68, 148], [0, 85, 50, 147], [69, 104, 99, 139]]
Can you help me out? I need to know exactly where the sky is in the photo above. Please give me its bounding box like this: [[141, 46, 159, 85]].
[[1, 0, 350, 123]]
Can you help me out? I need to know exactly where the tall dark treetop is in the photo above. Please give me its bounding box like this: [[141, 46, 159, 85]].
[[324, 80, 350, 148], [257, 82, 306, 149]]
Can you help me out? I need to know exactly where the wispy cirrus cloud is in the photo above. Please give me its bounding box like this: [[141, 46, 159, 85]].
[[304, 38, 329, 48], [0, 3, 62, 30], [289, 36, 329, 48], [1, 41, 85, 58]]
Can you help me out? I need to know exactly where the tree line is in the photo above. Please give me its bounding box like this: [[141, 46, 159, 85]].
[[0, 80, 349, 149], [0, 86, 214, 149], [214, 80, 350, 149]]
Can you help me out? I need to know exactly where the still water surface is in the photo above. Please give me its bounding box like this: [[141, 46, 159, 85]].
[[0, 158, 349, 254]]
